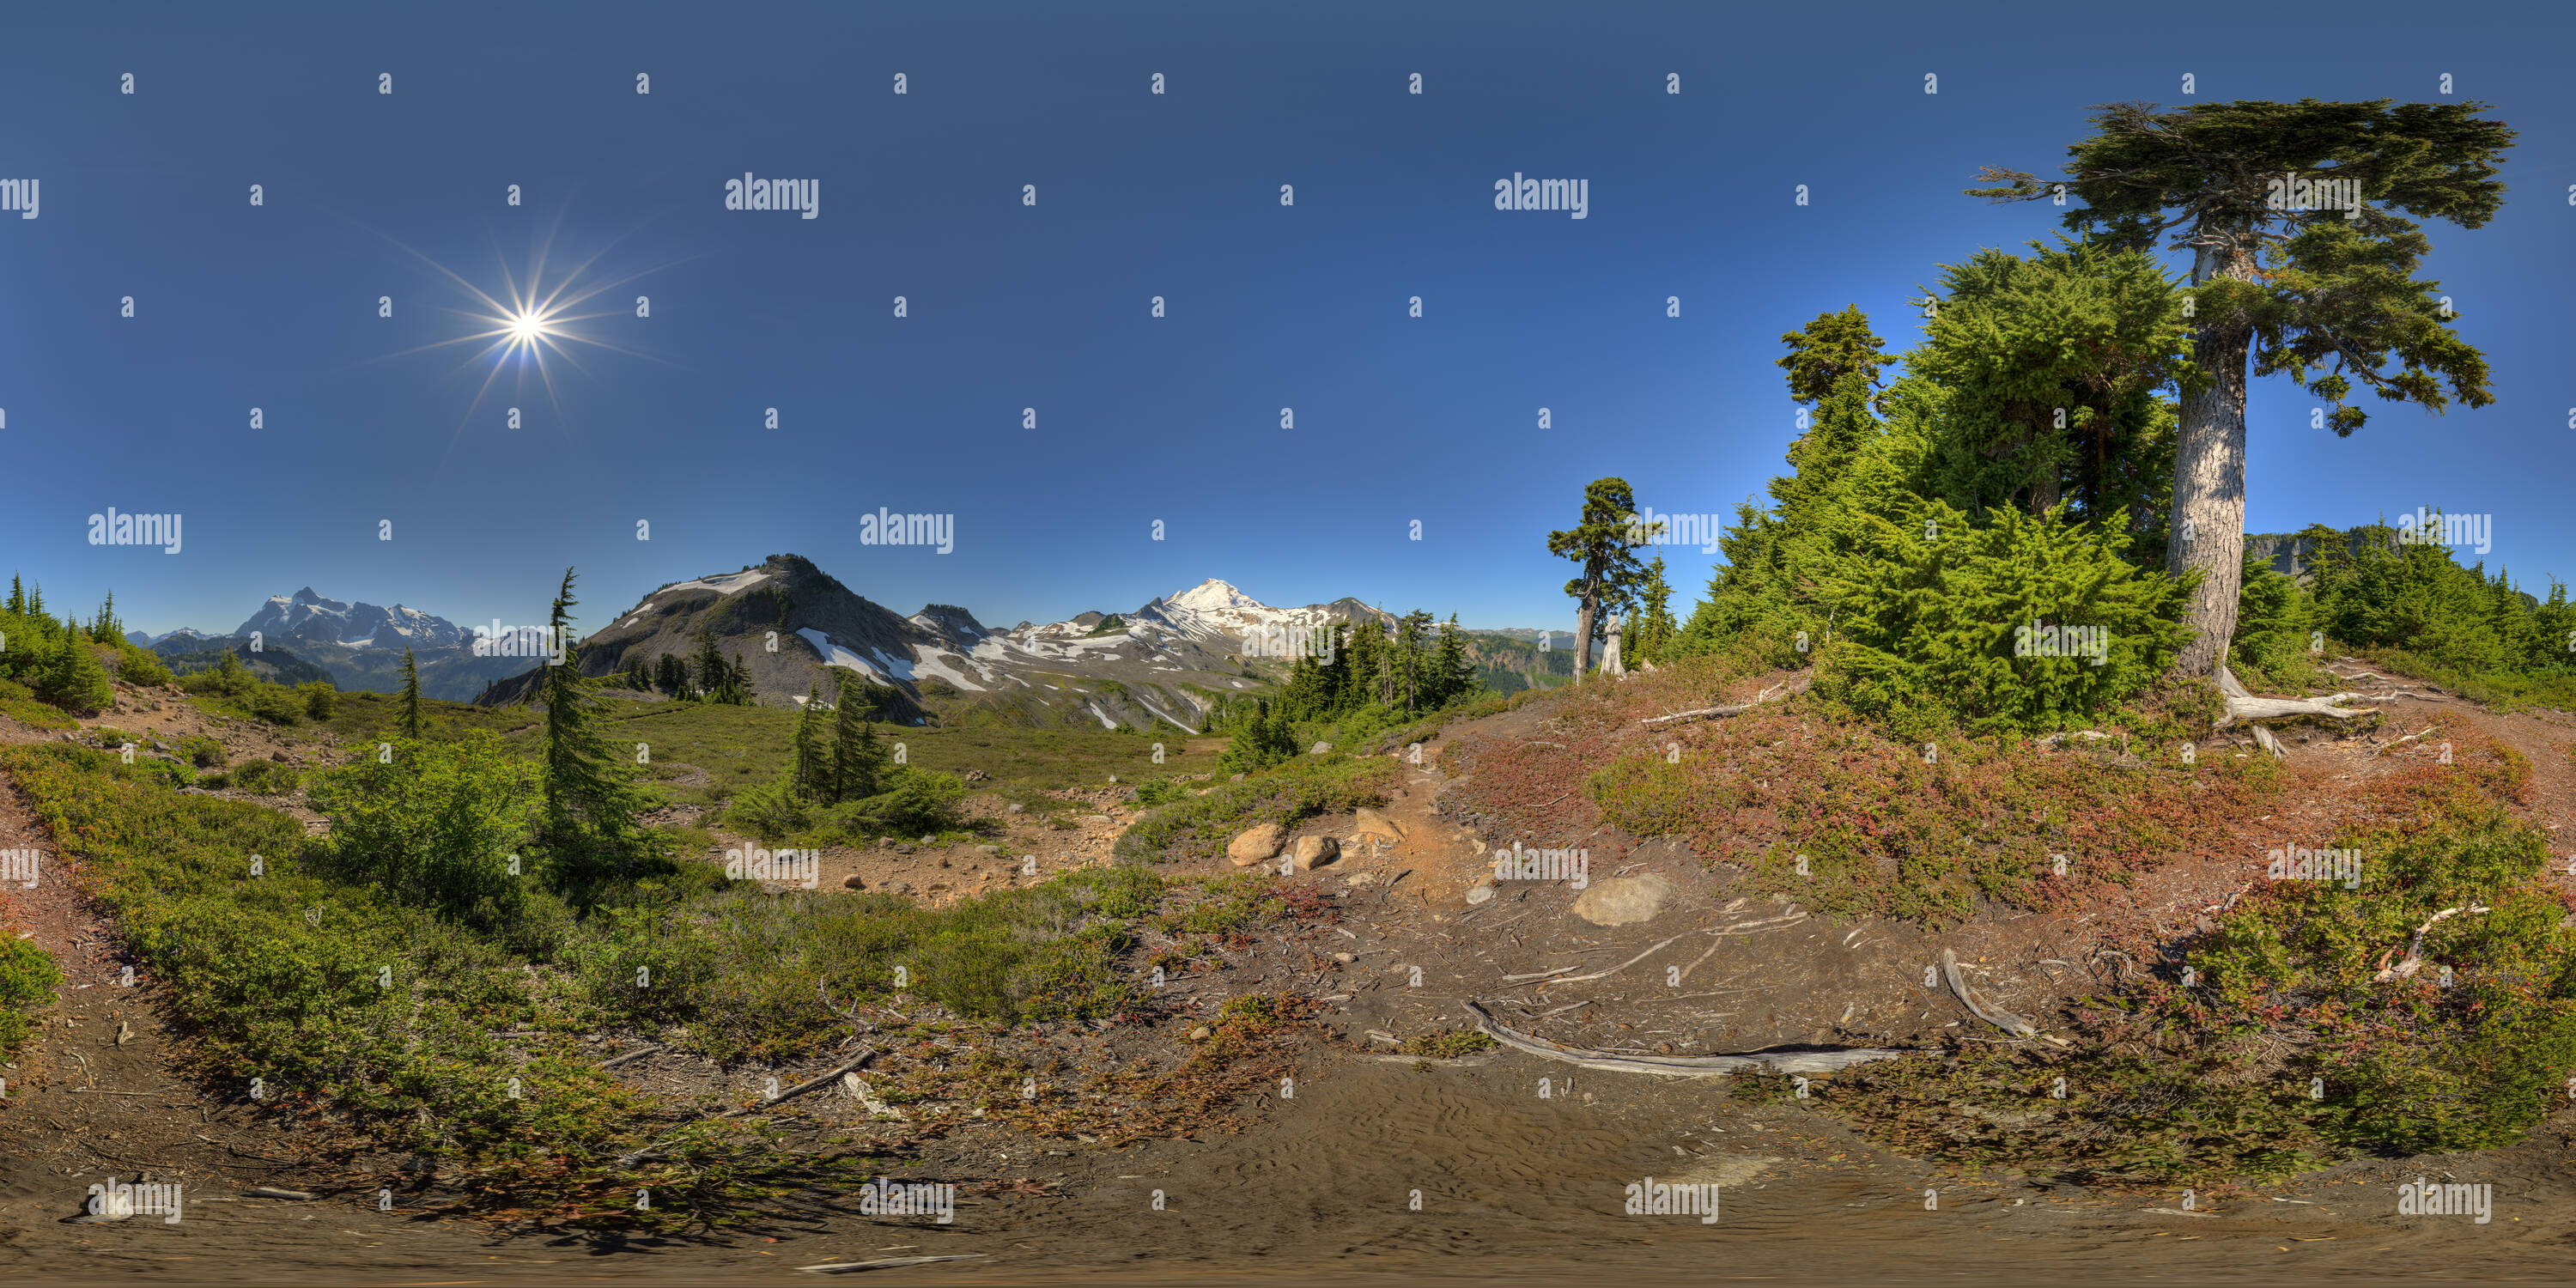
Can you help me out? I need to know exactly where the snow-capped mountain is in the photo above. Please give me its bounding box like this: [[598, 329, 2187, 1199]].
[[234, 587, 470, 651], [477, 560, 1390, 732]]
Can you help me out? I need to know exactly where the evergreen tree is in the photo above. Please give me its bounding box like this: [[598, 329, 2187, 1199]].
[[536, 568, 646, 888], [1431, 614, 1476, 706], [92, 591, 120, 643], [6, 574, 20, 615], [791, 683, 830, 799], [1546, 477, 1655, 682], [25, 580, 42, 619], [1631, 559, 1677, 665], [1971, 98, 2514, 677], [1777, 304, 1895, 407], [830, 671, 890, 801], [398, 647, 423, 738], [41, 629, 113, 714]]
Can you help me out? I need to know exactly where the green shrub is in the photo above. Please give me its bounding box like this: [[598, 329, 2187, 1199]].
[[113, 642, 173, 688], [306, 734, 541, 930], [228, 758, 299, 795], [175, 734, 227, 769], [0, 936, 61, 1056], [300, 681, 339, 720]]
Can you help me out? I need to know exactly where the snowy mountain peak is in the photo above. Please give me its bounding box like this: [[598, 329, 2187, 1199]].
[[1166, 578, 1265, 613]]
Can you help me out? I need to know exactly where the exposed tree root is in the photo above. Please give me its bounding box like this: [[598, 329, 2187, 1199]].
[[1941, 947, 2038, 1038], [1461, 1000, 1912, 1076], [2215, 665, 2396, 758]]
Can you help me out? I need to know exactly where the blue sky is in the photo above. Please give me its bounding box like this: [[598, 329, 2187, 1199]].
[[2, 1, 2568, 638]]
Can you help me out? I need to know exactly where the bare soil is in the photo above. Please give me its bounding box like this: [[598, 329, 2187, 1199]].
[[5, 665, 2576, 1284]]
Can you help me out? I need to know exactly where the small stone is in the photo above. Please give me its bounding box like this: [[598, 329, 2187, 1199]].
[[841, 874, 866, 890], [1464, 883, 1495, 906], [1309, 742, 1333, 755], [1227, 823, 1285, 866], [1571, 874, 1674, 927], [1291, 835, 1338, 872], [1332, 951, 1355, 964], [1352, 806, 1404, 841], [1188, 1026, 1212, 1042]]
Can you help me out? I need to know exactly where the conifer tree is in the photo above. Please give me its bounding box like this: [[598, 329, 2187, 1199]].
[[1631, 558, 1676, 665], [41, 628, 113, 714], [92, 591, 119, 643], [5, 574, 20, 615], [398, 647, 423, 738], [537, 568, 644, 886], [829, 671, 889, 801], [1546, 478, 1654, 682], [791, 683, 829, 799], [1971, 98, 2514, 677]]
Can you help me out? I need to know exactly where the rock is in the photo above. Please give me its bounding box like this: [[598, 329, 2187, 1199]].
[[1352, 806, 1405, 841], [841, 874, 866, 890], [1227, 823, 1285, 866], [1346, 872, 1378, 887], [1571, 873, 1674, 927], [1291, 835, 1338, 872], [977, 845, 1001, 854], [1331, 951, 1355, 964], [1310, 742, 1333, 755], [963, 769, 988, 782], [1007, 803, 1025, 814], [1188, 1026, 1212, 1042], [1464, 882, 1495, 906], [1229, 773, 1246, 782]]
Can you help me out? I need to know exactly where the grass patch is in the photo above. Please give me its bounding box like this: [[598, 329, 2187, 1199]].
[[0, 936, 61, 1056], [1401, 1029, 1496, 1059], [0, 677, 76, 731], [1807, 760, 2576, 1190], [1586, 700, 2288, 927], [1114, 754, 1401, 865]]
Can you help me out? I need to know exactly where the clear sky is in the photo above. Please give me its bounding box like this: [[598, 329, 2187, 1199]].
[[2, 0, 2568, 638]]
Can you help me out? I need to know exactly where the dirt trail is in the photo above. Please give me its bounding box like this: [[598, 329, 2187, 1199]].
[[3, 667, 2574, 1282]]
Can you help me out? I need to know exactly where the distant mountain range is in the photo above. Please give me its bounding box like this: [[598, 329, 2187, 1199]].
[[472, 556, 1396, 731], [137, 563, 1571, 723], [133, 588, 553, 702]]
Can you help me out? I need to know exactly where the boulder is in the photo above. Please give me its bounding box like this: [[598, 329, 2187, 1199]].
[[841, 874, 866, 890], [1464, 881, 1496, 906], [1227, 823, 1286, 866], [1309, 742, 1333, 755], [1352, 806, 1405, 841], [1571, 873, 1674, 927], [1291, 835, 1339, 872]]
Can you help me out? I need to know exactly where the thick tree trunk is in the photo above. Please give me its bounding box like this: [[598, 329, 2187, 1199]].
[[2167, 221, 2258, 677], [1572, 586, 1597, 686]]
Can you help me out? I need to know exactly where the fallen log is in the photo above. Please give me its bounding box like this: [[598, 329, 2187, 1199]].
[[1640, 675, 1813, 726], [1461, 1000, 1913, 1076]]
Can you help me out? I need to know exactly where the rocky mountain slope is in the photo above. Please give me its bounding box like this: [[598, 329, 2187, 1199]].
[[473, 556, 1393, 732]]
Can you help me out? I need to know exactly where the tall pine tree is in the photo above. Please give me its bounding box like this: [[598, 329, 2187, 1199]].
[[791, 683, 830, 799], [829, 671, 889, 801], [537, 568, 646, 887], [398, 647, 423, 738]]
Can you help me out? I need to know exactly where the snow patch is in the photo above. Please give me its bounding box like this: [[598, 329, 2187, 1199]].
[[796, 628, 884, 678]]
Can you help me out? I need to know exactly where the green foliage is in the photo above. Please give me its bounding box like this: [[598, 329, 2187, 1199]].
[[725, 765, 971, 847], [1817, 502, 2193, 736], [1217, 699, 1298, 775], [41, 633, 115, 716], [0, 936, 60, 1057], [300, 680, 338, 720], [536, 569, 655, 896], [308, 734, 543, 932], [174, 733, 226, 769], [1912, 239, 2190, 538], [1548, 477, 1656, 669], [398, 647, 423, 738], [113, 641, 174, 688], [228, 757, 299, 795], [1115, 753, 1399, 865]]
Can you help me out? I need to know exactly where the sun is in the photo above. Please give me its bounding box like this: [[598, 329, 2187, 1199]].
[[508, 310, 548, 343]]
